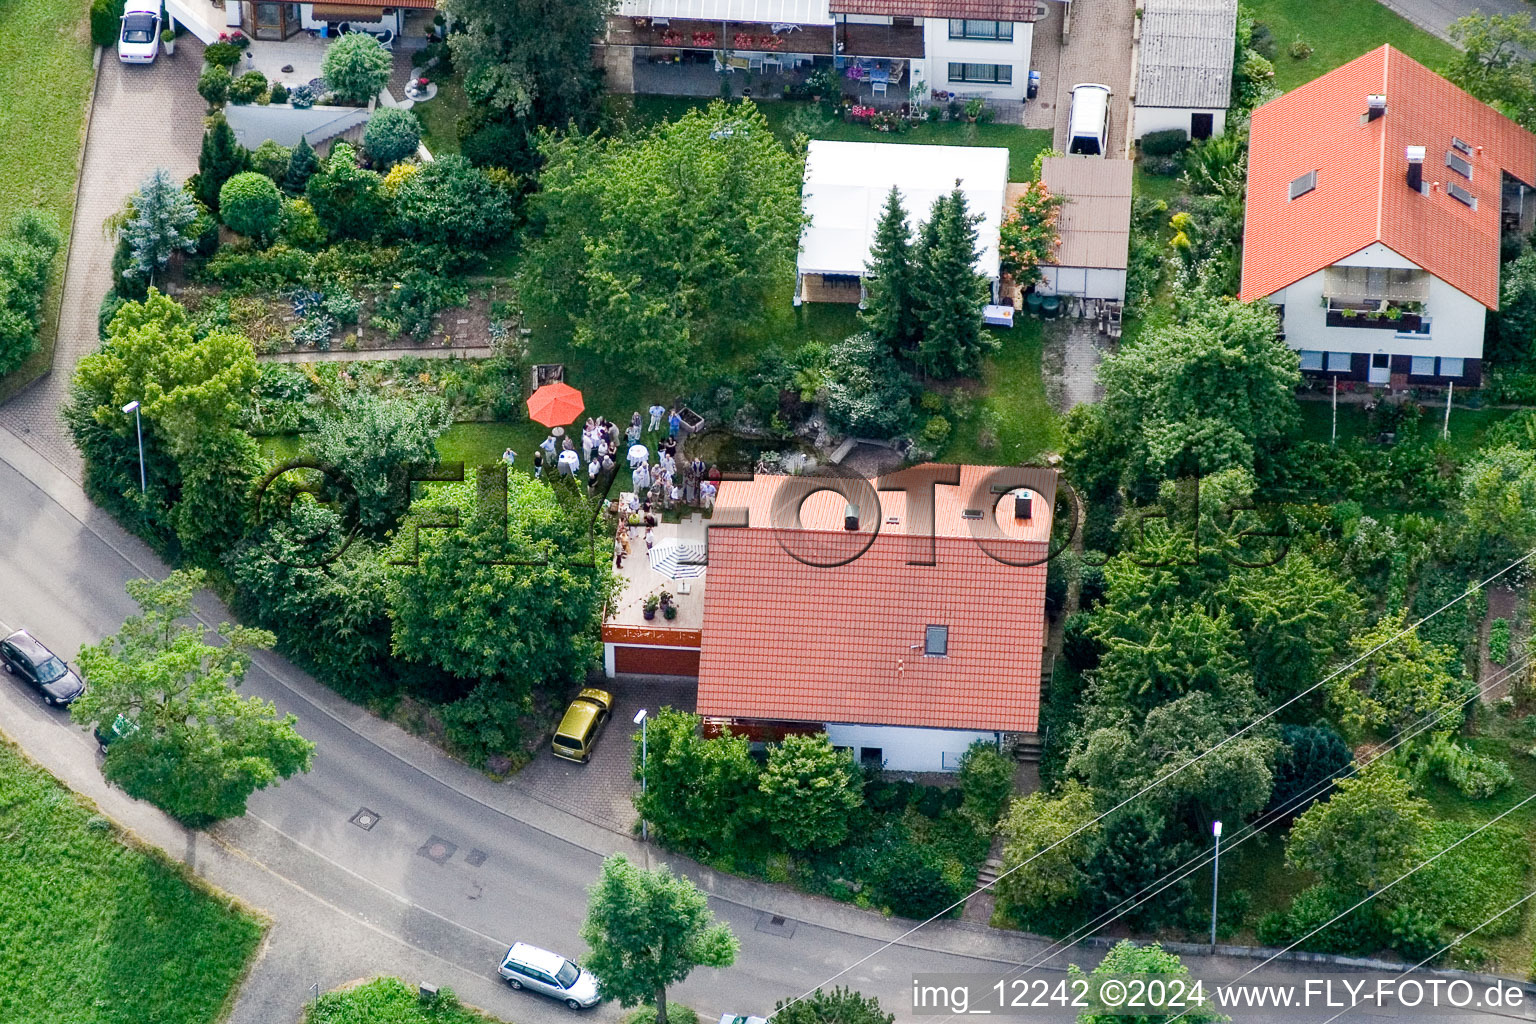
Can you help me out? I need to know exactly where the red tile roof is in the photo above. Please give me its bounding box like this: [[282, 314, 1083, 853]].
[[829, 0, 1045, 21], [696, 466, 1051, 733], [1240, 45, 1536, 310]]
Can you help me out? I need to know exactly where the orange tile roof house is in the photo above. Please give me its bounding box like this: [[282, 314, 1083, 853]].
[[689, 465, 1051, 772], [1240, 45, 1536, 388], [600, 466, 1053, 769]]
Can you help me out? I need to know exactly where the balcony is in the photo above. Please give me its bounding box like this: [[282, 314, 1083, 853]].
[[1325, 309, 1423, 331], [607, 16, 924, 59]]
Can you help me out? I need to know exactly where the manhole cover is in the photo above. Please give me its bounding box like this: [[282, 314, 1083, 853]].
[[754, 913, 797, 938], [465, 849, 487, 868], [419, 836, 457, 864], [350, 807, 380, 831]]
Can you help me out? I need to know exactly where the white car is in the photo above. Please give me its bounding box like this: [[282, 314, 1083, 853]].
[[498, 942, 601, 1009], [118, 0, 161, 64]]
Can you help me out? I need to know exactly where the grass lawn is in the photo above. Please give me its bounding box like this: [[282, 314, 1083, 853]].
[[306, 978, 506, 1024], [937, 320, 1059, 464], [1295, 399, 1515, 454], [415, 76, 470, 157], [0, 0, 96, 402], [622, 95, 1053, 181], [1247, 0, 1458, 93], [0, 737, 264, 1024]]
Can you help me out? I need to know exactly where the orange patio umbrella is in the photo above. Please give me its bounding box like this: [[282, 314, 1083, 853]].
[[526, 381, 585, 428]]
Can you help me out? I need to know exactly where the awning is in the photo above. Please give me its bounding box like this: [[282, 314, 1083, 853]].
[[310, 4, 387, 20]]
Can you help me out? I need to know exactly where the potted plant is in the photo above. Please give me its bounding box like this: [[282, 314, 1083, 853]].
[[161, 27, 175, 55], [663, 603, 678, 621], [643, 594, 660, 620], [658, 591, 674, 609], [964, 97, 984, 122]]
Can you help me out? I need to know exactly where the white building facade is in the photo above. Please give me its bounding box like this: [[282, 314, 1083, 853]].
[[918, 16, 1034, 102], [1131, 0, 1236, 141], [825, 722, 1001, 772]]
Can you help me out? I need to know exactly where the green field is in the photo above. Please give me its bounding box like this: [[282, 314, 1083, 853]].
[[1295, 399, 1515, 454], [1247, 0, 1458, 93], [0, 737, 264, 1024], [306, 978, 507, 1024], [0, 0, 96, 401], [937, 320, 1059, 464], [415, 76, 470, 157]]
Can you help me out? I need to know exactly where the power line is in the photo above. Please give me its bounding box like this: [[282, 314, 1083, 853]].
[[919, 652, 1535, 1024], [767, 547, 1536, 1016]]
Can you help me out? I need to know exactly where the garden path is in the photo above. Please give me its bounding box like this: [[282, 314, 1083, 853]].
[[258, 344, 495, 363], [0, 44, 206, 482]]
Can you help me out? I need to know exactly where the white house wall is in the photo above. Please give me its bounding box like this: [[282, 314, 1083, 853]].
[[923, 19, 1032, 101], [1132, 105, 1226, 139], [1271, 265, 1486, 361], [824, 722, 1000, 772]]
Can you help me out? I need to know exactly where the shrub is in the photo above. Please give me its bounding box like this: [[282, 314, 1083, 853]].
[[393, 155, 516, 251], [321, 33, 392, 104], [824, 332, 914, 439], [277, 198, 326, 250], [249, 140, 292, 182], [624, 1007, 701, 1024], [0, 211, 64, 377], [287, 83, 318, 109], [957, 740, 1014, 824], [219, 172, 283, 238], [1490, 618, 1512, 664], [228, 70, 269, 105], [869, 839, 963, 919], [1140, 128, 1189, 156], [197, 65, 231, 108], [1385, 905, 1445, 963], [90, 0, 126, 48], [363, 108, 422, 166], [202, 41, 245, 69], [1262, 883, 1386, 955], [322, 289, 362, 325], [1414, 734, 1513, 799], [268, 82, 289, 105]]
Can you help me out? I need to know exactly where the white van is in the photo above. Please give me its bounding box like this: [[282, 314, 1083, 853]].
[[1068, 84, 1112, 156]]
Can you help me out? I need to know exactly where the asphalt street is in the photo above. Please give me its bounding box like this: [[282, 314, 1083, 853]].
[[1381, 0, 1533, 42], [1, 425, 1532, 1024]]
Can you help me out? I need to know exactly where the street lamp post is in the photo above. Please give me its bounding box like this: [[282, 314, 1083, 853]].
[[634, 708, 648, 842], [122, 401, 145, 493], [1210, 820, 1223, 952]]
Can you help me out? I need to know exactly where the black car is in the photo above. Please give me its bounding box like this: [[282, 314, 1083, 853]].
[[0, 630, 86, 706]]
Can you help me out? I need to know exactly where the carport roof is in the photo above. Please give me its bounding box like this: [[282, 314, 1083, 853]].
[[1038, 157, 1133, 270]]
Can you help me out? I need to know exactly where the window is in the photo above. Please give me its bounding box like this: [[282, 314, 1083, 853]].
[[948, 62, 1012, 84], [1452, 136, 1473, 155], [948, 19, 1013, 39], [1326, 351, 1353, 372], [1298, 350, 1324, 370], [1289, 170, 1317, 200], [1447, 182, 1476, 208], [1446, 151, 1472, 180], [1440, 357, 1465, 377], [1411, 355, 1435, 375], [860, 747, 884, 767], [924, 625, 949, 656]]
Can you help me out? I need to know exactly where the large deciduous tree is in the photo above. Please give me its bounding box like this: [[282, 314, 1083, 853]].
[[71, 570, 314, 826], [1285, 765, 1429, 896], [1324, 613, 1473, 739], [441, 0, 612, 123], [309, 390, 452, 533], [523, 101, 805, 389], [581, 854, 738, 1024], [1455, 444, 1536, 567], [1446, 13, 1536, 130], [387, 474, 618, 702], [393, 155, 516, 251], [632, 708, 760, 853], [996, 781, 1100, 918], [1070, 941, 1228, 1024]]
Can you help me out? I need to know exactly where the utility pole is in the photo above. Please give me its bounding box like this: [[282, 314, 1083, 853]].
[[634, 708, 649, 842]]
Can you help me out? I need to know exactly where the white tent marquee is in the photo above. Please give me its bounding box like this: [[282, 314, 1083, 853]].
[[796, 140, 1010, 303]]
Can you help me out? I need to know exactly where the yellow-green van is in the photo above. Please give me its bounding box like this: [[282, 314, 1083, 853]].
[[552, 689, 613, 763]]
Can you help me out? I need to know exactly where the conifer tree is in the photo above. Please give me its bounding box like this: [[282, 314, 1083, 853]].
[[283, 136, 320, 196], [194, 114, 248, 213], [119, 168, 198, 286], [913, 186, 992, 379], [860, 186, 919, 354]]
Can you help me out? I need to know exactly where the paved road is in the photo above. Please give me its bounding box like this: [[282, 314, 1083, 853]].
[[1380, 0, 1533, 43]]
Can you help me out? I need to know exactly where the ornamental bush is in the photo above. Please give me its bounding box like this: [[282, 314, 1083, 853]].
[[321, 33, 392, 104], [0, 211, 64, 377], [219, 172, 283, 239], [228, 70, 269, 105], [363, 108, 422, 166], [268, 82, 289, 105], [1140, 128, 1190, 156], [249, 140, 292, 182], [90, 0, 126, 48], [202, 41, 244, 69], [197, 65, 231, 108]]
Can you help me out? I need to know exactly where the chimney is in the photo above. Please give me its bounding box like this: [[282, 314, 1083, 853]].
[[844, 503, 859, 531], [1367, 94, 1387, 121], [1406, 146, 1425, 192], [1014, 492, 1033, 520]]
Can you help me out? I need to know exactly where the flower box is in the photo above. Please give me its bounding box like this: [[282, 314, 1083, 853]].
[[1326, 309, 1422, 331]]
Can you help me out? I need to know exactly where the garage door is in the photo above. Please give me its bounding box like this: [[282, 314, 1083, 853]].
[[613, 645, 700, 677]]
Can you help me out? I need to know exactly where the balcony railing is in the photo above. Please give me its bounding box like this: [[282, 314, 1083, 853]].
[[1325, 309, 1423, 331]]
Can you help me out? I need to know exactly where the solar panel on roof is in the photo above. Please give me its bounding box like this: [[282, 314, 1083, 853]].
[[1447, 182, 1476, 208]]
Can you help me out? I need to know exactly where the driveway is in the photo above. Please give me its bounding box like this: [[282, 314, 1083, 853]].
[[512, 674, 697, 836], [1050, 0, 1135, 156], [0, 44, 205, 479]]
